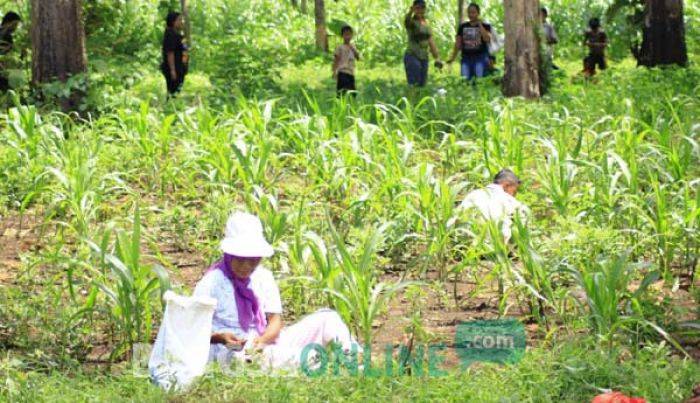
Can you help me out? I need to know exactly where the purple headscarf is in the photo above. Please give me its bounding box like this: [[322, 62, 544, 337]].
[[208, 254, 267, 335]]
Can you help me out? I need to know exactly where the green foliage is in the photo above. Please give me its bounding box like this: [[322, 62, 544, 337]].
[[2, 339, 698, 402], [0, 0, 699, 398], [86, 206, 171, 360]]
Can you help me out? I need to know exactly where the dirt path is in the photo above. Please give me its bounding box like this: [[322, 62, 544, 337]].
[[0, 213, 42, 285]]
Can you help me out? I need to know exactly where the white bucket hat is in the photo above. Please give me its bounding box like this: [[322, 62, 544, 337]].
[[219, 212, 274, 258]]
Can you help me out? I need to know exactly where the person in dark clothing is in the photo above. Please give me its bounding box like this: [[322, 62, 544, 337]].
[[0, 11, 21, 92], [161, 12, 188, 96], [447, 3, 492, 82], [583, 17, 608, 77]]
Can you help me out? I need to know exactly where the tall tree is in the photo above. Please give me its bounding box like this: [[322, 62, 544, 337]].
[[31, 0, 87, 111], [633, 0, 687, 66], [180, 0, 191, 46], [502, 0, 542, 98], [314, 0, 328, 51], [457, 0, 465, 26]]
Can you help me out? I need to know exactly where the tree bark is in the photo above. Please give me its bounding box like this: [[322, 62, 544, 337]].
[[314, 0, 328, 51], [180, 0, 191, 47], [633, 0, 687, 67], [502, 0, 542, 98], [301, 0, 308, 14], [457, 0, 465, 26], [31, 0, 88, 111]]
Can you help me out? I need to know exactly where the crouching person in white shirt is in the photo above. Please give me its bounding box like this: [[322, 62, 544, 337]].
[[194, 212, 360, 373], [459, 169, 529, 243]]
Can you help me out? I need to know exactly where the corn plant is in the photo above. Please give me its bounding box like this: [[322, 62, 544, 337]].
[[405, 163, 467, 278], [244, 186, 288, 248], [86, 206, 170, 360], [46, 141, 118, 239], [323, 220, 417, 345], [535, 138, 579, 216], [565, 254, 666, 352], [510, 216, 555, 325]]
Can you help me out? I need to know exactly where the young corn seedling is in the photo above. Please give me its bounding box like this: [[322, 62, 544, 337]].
[[324, 219, 417, 345], [564, 254, 683, 355], [510, 216, 554, 326], [86, 206, 170, 360], [535, 137, 579, 216], [46, 141, 110, 239]]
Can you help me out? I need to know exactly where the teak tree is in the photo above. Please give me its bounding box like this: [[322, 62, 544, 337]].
[[502, 0, 542, 98], [315, 0, 328, 51], [31, 0, 88, 111], [633, 0, 687, 66]]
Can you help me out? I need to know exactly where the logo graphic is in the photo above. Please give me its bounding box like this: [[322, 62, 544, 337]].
[[455, 319, 526, 368]]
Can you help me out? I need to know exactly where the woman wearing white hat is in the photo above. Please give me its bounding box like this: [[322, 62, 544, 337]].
[[193, 212, 359, 371]]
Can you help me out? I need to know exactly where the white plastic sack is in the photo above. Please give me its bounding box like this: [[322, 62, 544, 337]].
[[488, 28, 504, 54], [149, 290, 217, 391]]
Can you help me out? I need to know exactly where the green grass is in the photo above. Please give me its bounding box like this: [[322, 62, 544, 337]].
[[3, 340, 698, 402]]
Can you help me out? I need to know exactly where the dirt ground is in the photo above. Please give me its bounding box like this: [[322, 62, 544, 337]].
[[1, 211, 697, 365]]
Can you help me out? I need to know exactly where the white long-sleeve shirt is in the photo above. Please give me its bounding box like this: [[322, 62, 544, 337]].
[[459, 183, 529, 242]]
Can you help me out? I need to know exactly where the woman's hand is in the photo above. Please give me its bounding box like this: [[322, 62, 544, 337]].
[[251, 337, 268, 351], [211, 332, 245, 348]]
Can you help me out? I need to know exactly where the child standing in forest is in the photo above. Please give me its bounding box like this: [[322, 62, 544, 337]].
[[583, 17, 608, 77], [332, 25, 360, 96]]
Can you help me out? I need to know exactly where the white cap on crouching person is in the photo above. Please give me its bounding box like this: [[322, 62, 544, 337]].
[[219, 212, 274, 258]]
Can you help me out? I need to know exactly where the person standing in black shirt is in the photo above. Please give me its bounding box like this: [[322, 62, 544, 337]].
[[447, 3, 492, 82], [161, 12, 188, 97], [0, 11, 21, 92], [583, 17, 608, 77]]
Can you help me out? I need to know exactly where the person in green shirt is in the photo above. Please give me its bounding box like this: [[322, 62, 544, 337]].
[[404, 0, 443, 87]]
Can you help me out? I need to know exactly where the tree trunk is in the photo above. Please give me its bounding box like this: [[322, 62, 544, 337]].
[[314, 0, 328, 51], [301, 0, 308, 14], [31, 0, 88, 111], [633, 0, 687, 67], [502, 0, 542, 98], [180, 0, 191, 47], [458, 0, 465, 25]]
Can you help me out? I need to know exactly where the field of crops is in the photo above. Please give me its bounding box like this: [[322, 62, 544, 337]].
[[1, 0, 699, 401]]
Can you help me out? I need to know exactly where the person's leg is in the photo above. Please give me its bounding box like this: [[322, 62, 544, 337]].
[[599, 55, 607, 71], [474, 53, 488, 78], [337, 72, 349, 96], [174, 68, 186, 94], [583, 55, 594, 76], [0, 74, 9, 92], [418, 58, 429, 87], [460, 60, 469, 80], [278, 309, 357, 351], [348, 73, 356, 94], [263, 309, 360, 370], [404, 54, 419, 86]]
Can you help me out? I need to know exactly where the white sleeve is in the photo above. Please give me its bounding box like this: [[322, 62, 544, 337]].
[[459, 190, 478, 210], [260, 270, 283, 314], [193, 271, 216, 298]]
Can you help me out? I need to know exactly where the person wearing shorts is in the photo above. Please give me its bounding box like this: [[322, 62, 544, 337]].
[[332, 25, 360, 96], [583, 17, 608, 77]]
